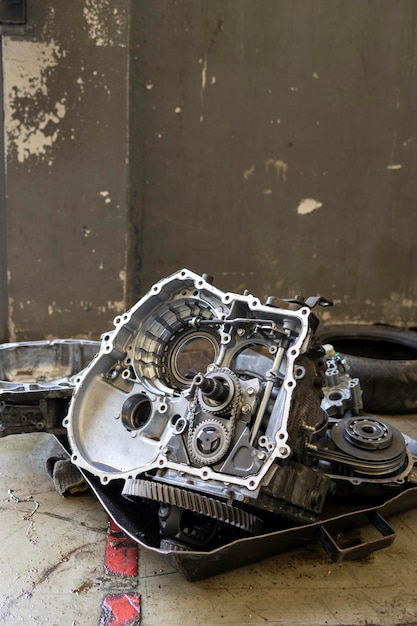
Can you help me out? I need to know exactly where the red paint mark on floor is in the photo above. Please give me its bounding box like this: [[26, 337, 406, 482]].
[[105, 518, 138, 577], [100, 593, 141, 626], [101, 519, 141, 624]]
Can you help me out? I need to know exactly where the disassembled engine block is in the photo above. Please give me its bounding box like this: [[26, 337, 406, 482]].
[[61, 269, 416, 553]]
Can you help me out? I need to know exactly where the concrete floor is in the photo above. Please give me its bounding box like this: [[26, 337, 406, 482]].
[[1, 428, 417, 625]]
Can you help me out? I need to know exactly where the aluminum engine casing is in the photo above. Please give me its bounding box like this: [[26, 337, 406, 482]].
[[65, 269, 329, 520]]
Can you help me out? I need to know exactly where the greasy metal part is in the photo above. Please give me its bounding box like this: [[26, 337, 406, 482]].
[[0, 397, 70, 438], [3, 271, 417, 578], [321, 349, 363, 417], [249, 329, 290, 445], [73, 456, 417, 580], [157, 504, 218, 550], [328, 416, 408, 476], [122, 478, 263, 533], [61, 269, 417, 555], [0, 339, 99, 437]]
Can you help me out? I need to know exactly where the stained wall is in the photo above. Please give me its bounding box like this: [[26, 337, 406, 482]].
[[1, 0, 131, 341], [131, 0, 417, 327], [3, 1, 417, 341]]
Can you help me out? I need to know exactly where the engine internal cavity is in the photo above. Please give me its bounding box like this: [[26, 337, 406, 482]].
[[165, 330, 219, 389], [133, 297, 220, 393], [65, 269, 313, 491]]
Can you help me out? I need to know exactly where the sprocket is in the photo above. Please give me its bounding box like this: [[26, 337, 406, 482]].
[[187, 418, 232, 466], [196, 367, 241, 416]]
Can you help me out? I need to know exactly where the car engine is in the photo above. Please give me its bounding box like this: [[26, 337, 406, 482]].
[[65, 269, 415, 551]]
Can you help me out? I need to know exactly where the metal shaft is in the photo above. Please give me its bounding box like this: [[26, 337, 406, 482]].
[[249, 331, 290, 445]]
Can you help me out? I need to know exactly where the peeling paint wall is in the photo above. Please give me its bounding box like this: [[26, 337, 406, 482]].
[[2, 1, 131, 340], [0, 43, 7, 343], [4, 0, 417, 341], [83, 0, 127, 48], [3, 39, 66, 164]]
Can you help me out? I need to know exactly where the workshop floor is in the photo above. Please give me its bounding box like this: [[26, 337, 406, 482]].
[[2, 424, 417, 626]]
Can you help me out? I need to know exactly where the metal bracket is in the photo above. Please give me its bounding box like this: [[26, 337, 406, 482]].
[[67, 449, 417, 581], [316, 511, 396, 562]]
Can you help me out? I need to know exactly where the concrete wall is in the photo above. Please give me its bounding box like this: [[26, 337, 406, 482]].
[[0, 42, 7, 342], [131, 0, 417, 327], [1, 0, 132, 341], [3, 1, 417, 341]]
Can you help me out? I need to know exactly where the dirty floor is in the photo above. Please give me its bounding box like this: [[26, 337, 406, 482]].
[[1, 423, 417, 625]]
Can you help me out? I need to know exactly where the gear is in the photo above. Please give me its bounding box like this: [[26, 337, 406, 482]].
[[187, 367, 241, 466], [188, 418, 231, 465], [197, 367, 241, 416], [122, 478, 263, 533]]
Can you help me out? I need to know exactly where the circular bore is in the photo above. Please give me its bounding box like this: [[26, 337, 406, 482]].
[[166, 331, 219, 388], [121, 394, 152, 431]]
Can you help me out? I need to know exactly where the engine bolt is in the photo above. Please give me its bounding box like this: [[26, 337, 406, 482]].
[[302, 422, 315, 432], [247, 387, 255, 396], [241, 403, 251, 414], [257, 451, 266, 460], [114, 412, 120, 419], [237, 328, 245, 336]]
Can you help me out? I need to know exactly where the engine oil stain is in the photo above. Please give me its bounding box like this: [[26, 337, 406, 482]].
[[72, 579, 95, 595]]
